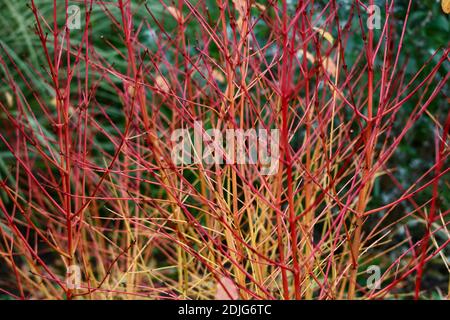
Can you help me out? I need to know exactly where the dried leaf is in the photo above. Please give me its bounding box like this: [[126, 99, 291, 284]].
[[212, 69, 225, 83], [5, 92, 13, 108], [215, 277, 239, 300], [167, 6, 184, 22], [313, 27, 334, 44], [127, 85, 136, 97], [252, 3, 266, 11], [232, 0, 247, 16], [298, 49, 315, 64], [236, 15, 244, 31], [322, 57, 337, 76], [298, 50, 336, 77], [155, 75, 170, 93], [442, 0, 450, 14]]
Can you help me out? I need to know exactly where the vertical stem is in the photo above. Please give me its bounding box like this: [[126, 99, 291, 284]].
[[281, 0, 300, 299], [301, 3, 314, 300], [348, 0, 375, 299]]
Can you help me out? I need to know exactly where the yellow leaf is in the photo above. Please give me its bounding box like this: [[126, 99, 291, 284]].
[[212, 69, 225, 83], [442, 0, 450, 14], [322, 57, 337, 76], [167, 6, 184, 22], [232, 0, 247, 16], [155, 76, 170, 93], [5, 92, 13, 108], [127, 85, 136, 97], [252, 3, 266, 11], [313, 27, 334, 44], [236, 15, 244, 31], [298, 50, 336, 77], [298, 49, 316, 64]]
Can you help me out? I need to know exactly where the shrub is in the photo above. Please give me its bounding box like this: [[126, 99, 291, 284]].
[[0, 0, 448, 299]]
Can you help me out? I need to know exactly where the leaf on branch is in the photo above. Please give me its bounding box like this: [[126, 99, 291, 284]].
[[313, 27, 334, 44]]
